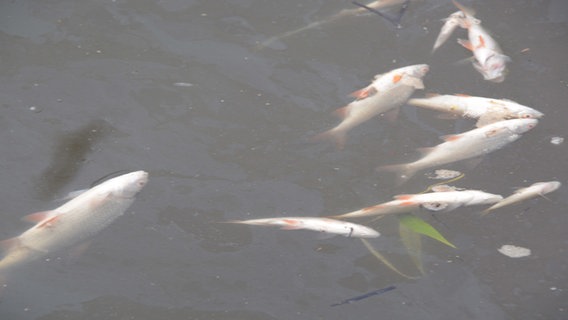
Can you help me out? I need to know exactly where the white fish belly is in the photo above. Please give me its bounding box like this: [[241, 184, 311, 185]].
[[19, 198, 135, 254]]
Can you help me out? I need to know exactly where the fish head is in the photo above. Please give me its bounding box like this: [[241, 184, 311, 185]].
[[534, 181, 562, 194], [407, 64, 430, 78], [350, 225, 380, 238], [477, 54, 511, 83], [503, 118, 539, 134], [515, 109, 544, 120], [111, 171, 149, 198]]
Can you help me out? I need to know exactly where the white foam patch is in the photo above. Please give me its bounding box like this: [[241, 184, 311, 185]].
[[498, 244, 531, 258]]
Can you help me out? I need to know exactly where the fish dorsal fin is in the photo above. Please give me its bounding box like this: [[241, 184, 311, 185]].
[[373, 73, 386, 81], [440, 134, 462, 142], [333, 105, 351, 119], [21, 210, 57, 223], [36, 215, 61, 229], [394, 194, 414, 201], [0, 237, 21, 252], [349, 87, 377, 100], [452, 0, 476, 17], [417, 147, 435, 155], [56, 189, 89, 202], [455, 93, 471, 97], [425, 92, 441, 98]]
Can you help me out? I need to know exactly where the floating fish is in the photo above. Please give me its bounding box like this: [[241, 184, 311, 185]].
[[224, 217, 380, 238], [378, 118, 538, 184], [333, 189, 502, 219], [258, 0, 411, 49], [0, 171, 149, 273], [408, 94, 543, 127], [453, 0, 511, 82], [483, 181, 561, 214], [314, 64, 429, 149], [432, 11, 464, 52]]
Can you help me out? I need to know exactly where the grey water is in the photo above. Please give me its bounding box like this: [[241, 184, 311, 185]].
[[0, 0, 567, 319]]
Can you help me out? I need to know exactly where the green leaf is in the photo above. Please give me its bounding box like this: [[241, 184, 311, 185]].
[[360, 239, 419, 280], [399, 221, 425, 275], [399, 214, 456, 248]]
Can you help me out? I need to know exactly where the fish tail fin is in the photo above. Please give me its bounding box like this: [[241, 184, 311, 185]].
[[377, 164, 416, 186], [311, 128, 347, 150], [452, 0, 476, 17]]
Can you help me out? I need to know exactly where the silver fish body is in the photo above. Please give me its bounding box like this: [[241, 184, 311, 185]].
[[0, 171, 148, 273], [226, 217, 380, 238], [484, 181, 561, 214], [453, 0, 510, 82], [432, 11, 464, 52], [378, 118, 538, 184], [408, 94, 543, 127], [334, 189, 502, 219], [314, 64, 429, 149]]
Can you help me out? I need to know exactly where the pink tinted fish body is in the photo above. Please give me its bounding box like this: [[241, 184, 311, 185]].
[[408, 94, 543, 127], [432, 11, 464, 52], [334, 189, 502, 218], [379, 118, 538, 184], [453, 0, 510, 82], [0, 171, 148, 273], [227, 217, 380, 238], [483, 181, 561, 214], [314, 64, 429, 149]]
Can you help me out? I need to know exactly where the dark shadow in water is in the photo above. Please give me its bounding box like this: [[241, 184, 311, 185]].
[[35, 119, 112, 200]]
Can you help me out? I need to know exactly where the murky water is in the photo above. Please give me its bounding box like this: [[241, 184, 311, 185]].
[[0, 0, 567, 319]]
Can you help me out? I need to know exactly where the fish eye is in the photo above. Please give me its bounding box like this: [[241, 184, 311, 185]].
[[521, 114, 531, 118]]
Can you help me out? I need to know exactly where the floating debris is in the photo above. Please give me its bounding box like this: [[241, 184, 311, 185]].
[[426, 169, 463, 180], [550, 136, 564, 145], [331, 285, 396, 307], [173, 82, 193, 87], [498, 244, 531, 258]]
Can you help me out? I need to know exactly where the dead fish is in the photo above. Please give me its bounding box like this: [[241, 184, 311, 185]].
[[333, 189, 502, 219], [313, 64, 429, 149], [453, 0, 511, 82], [378, 118, 538, 185], [224, 217, 380, 238], [258, 0, 412, 49], [0, 171, 148, 273], [432, 11, 464, 52], [483, 181, 561, 214], [408, 94, 543, 127]]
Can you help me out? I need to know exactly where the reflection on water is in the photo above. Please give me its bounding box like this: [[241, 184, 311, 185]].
[[0, 0, 567, 319]]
